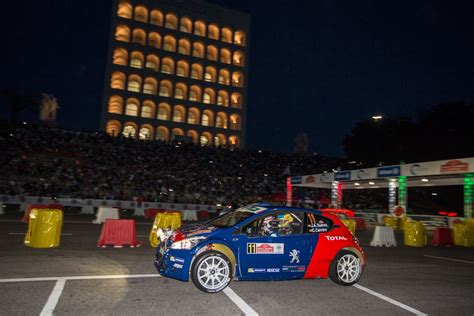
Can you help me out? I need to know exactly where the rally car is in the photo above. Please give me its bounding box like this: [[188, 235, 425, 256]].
[[154, 203, 365, 293]]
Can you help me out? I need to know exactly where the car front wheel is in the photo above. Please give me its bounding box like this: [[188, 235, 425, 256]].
[[329, 250, 363, 286], [191, 250, 232, 293]]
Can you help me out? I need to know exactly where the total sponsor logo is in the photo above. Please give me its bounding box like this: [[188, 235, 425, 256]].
[[170, 256, 185, 264], [325, 236, 348, 241], [304, 175, 316, 184], [247, 243, 284, 254], [248, 268, 266, 273], [440, 160, 468, 174]]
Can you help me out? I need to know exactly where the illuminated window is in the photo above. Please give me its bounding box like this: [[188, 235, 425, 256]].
[[202, 110, 214, 126], [191, 63, 203, 80], [172, 128, 184, 138], [161, 57, 175, 74], [178, 39, 191, 55], [127, 74, 142, 92], [218, 69, 230, 85], [220, 48, 231, 64], [173, 106, 185, 123], [203, 88, 215, 104], [233, 50, 245, 66], [234, 30, 246, 46], [205, 66, 216, 82], [123, 124, 137, 138], [108, 95, 123, 114], [145, 54, 159, 71], [189, 85, 201, 102], [230, 114, 241, 130], [231, 92, 243, 108], [165, 13, 178, 29], [143, 77, 157, 95], [174, 83, 187, 99], [141, 101, 155, 118], [232, 71, 244, 87], [134, 6, 148, 23], [130, 51, 144, 68], [125, 98, 139, 116], [139, 125, 153, 140], [117, 1, 132, 19], [215, 133, 227, 147], [113, 48, 128, 65], [111, 72, 126, 90], [180, 17, 192, 33], [148, 32, 161, 49], [159, 80, 173, 97], [132, 29, 146, 45], [217, 90, 229, 106], [193, 42, 205, 58], [229, 135, 240, 147], [221, 27, 232, 43], [163, 35, 176, 52], [115, 25, 131, 42], [176, 60, 189, 77], [156, 126, 169, 141], [150, 10, 163, 26], [207, 45, 218, 61], [106, 120, 121, 136], [157, 103, 170, 120], [208, 24, 219, 40], [200, 132, 213, 146], [187, 130, 199, 144], [194, 20, 206, 36], [216, 112, 228, 128]]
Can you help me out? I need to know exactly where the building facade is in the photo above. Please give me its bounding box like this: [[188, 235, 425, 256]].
[[100, 0, 250, 148]]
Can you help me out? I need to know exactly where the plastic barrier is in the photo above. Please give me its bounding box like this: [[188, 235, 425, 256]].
[[370, 226, 397, 247], [198, 210, 210, 220], [398, 216, 410, 231], [93, 207, 119, 224], [404, 221, 427, 247], [22, 204, 64, 222], [341, 219, 356, 235], [432, 227, 454, 246], [144, 208, 162, 220], [384, 216, 399, 229], [354, 217, 367, 231], [97, 219, 142, 247], [24, 208, 63, 248], [149, 212, 182, 247], [182, 210, 198, 221], [453, 220, 474, 247]]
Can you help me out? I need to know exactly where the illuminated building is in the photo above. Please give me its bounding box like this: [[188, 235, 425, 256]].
[[101, 0, 250, 148]]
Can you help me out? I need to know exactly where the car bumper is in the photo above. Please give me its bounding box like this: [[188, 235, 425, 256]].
[[154, 247, 193, 282]]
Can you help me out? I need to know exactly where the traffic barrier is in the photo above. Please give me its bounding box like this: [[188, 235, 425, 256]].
[[93, 207, 119, 224], [398, 216, 410, 231], [404, 221, 427, 247], [384, 216, 399, 229], [22, 204, 64, 222], [370, 226, 396, 247], [144, 208, 162, 220], [354, 217, 367, 231], [24, 208, 63, 248], [432, 227, 454, 246], [97, 219, 142, 248], [341, 219, 356, 235], [198, 210, 210, 220], [453, 220, 474, 247], [149, 212, 182, 247]]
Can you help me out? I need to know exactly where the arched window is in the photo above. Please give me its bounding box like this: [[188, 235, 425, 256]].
[[208, 23, 219, 40], [176, 60, 189, 77], [145, 54, 159, 71], [216, 112, 228, 129], [230, 114, 241, 130], [200, 132, 213, 146], [113, 48, 128, 65], [173, 105, 185, 123], [106, 120, 122, 136], [132, 29, 146, 45], [143, 77, 157, 95], [221, 27, 233, 43], [174, 82, 187, 99], [189, 85, 202, 102], [123, 122, 138, 138], [125, 98, 139, 116], [232, 71, 244, 87], [178, 39, 191, 55], [229, 135, 240, 148], [156, 126, 169, 141], [192, 42, 205, 58], [220, 48, 231, 64], [163, 35, 176, 52], [141, 100, 155, 118], [159, 80, 173, 97], [180, 17, 192, 33], [187, 130, 199, 144], [134, 5, 148, 22], [157, 103, 171, 120], [233, 50, 245, 66], [234, 30, 246, 46], [203, 88, 216, 104], [191, 63, 203, 80], [231, 92, 243, 108], [194, 20, 206, 36], [161, 57, 175, 74], [165, 13, 178, 29], [202, 110, 214, 127], [206, 45, 218, 61], [115, 25, 130, 42], [139, 124, 153, 140], [214, 133, 227, 147], [108, 95, 123, 114], [217, 90, 229, 106], [187, 107, 200, 125], [172, 128, 184, 139], [150, 9, 163, 26], [204, 66, 217, 82], [127, 74, 142, 92], [110, 71, 126, 90], [129, 51, 144, 68], [148, 32, 161, 49], [218, 69, 230, 85], [117, 0, 132, 19]]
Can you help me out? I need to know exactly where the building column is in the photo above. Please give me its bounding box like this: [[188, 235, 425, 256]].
[[331, 181, 343, 209], [398, 176, 407, 214], [464, 175, 473, 219]]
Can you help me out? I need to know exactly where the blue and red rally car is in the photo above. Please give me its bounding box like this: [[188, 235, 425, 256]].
[[154, 203, 365, 293]]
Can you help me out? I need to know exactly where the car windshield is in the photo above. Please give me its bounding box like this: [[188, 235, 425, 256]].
[[210, 210, 255, 228]]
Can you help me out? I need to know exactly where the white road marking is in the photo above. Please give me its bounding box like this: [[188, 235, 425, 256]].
[[223, 287, 258, 316], [39, 278, 66, 316], [424, 255, 474, 264], [354, 284, 427, 316], [0, 273, 161, 283], [8, 233, 73, 236]]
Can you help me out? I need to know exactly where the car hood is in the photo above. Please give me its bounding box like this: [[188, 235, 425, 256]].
[[177, 223, 219, 239]]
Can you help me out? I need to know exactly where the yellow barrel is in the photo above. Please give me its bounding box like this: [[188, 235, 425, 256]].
[[384, 216, 399, 229], [341, 219, 356, 235], [453, 221, 474, 247], [149, 212, 182, 247], [398, 216, 410, 231], [404, 220, 426, 247], [24, 208, 63, 248]]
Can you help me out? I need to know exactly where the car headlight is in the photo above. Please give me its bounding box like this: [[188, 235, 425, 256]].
[[170, 236, 206, 250]]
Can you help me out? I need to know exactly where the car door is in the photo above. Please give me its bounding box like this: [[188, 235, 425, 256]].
[[234, 210, 312, 280]]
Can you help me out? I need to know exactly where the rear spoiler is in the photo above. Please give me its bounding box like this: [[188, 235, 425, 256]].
[[320, 208, 355, 218]]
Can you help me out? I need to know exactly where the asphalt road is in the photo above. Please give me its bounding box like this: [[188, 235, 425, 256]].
[[0, 216, 473, 315]]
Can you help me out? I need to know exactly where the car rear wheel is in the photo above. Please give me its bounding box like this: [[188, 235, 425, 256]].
[[191, 251, 232, 293], [329, 250, 363, 286]]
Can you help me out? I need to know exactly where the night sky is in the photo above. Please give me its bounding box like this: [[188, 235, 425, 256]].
[[2, 0, 473, 156]]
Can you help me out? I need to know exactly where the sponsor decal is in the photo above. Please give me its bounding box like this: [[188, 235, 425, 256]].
[[247, 243, 284, 254], [307, 214, 330, 233], [410, 163, 427, 176], [248, 268, 266, 273], [173, 263, 183, 269], [319, 173, 332, 183], [377, 166, 401, 177], [248, 206, 267, 213], [282, 265, 306, 272], [290, 176, 302, 184], [334, 171, 351, 181], [304, 175, 316, 184], [325, 236, 348, 241], [440, 160, 468, 174], [169, 256, 185, 264], [266, 268, 280, 273], [357, 169, 370, 179], [289, 249, 300, 263]]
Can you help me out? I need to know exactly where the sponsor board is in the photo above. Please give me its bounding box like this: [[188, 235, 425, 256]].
[[377, 166, 401, 177], [304, 175, 315, 184], [334, 171, 351, 181], [290, 176, 302, 184], [440, 160, 468, 174], [356, 169, 373, 180], [247, 243, 284, 254], [248, 268, 266, 273], [282, 265, 306, 273]]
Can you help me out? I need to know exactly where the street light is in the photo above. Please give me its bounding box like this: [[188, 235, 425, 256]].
[[372, 115, 383, 121]]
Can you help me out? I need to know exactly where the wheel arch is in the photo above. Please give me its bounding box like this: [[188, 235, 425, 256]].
[[190, 241, 237, 276], [340, 246, 365, 266]]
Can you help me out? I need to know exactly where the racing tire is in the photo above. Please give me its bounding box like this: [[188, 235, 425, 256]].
[[329, 250, 363, 286], [191, 250, 232, 293]]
